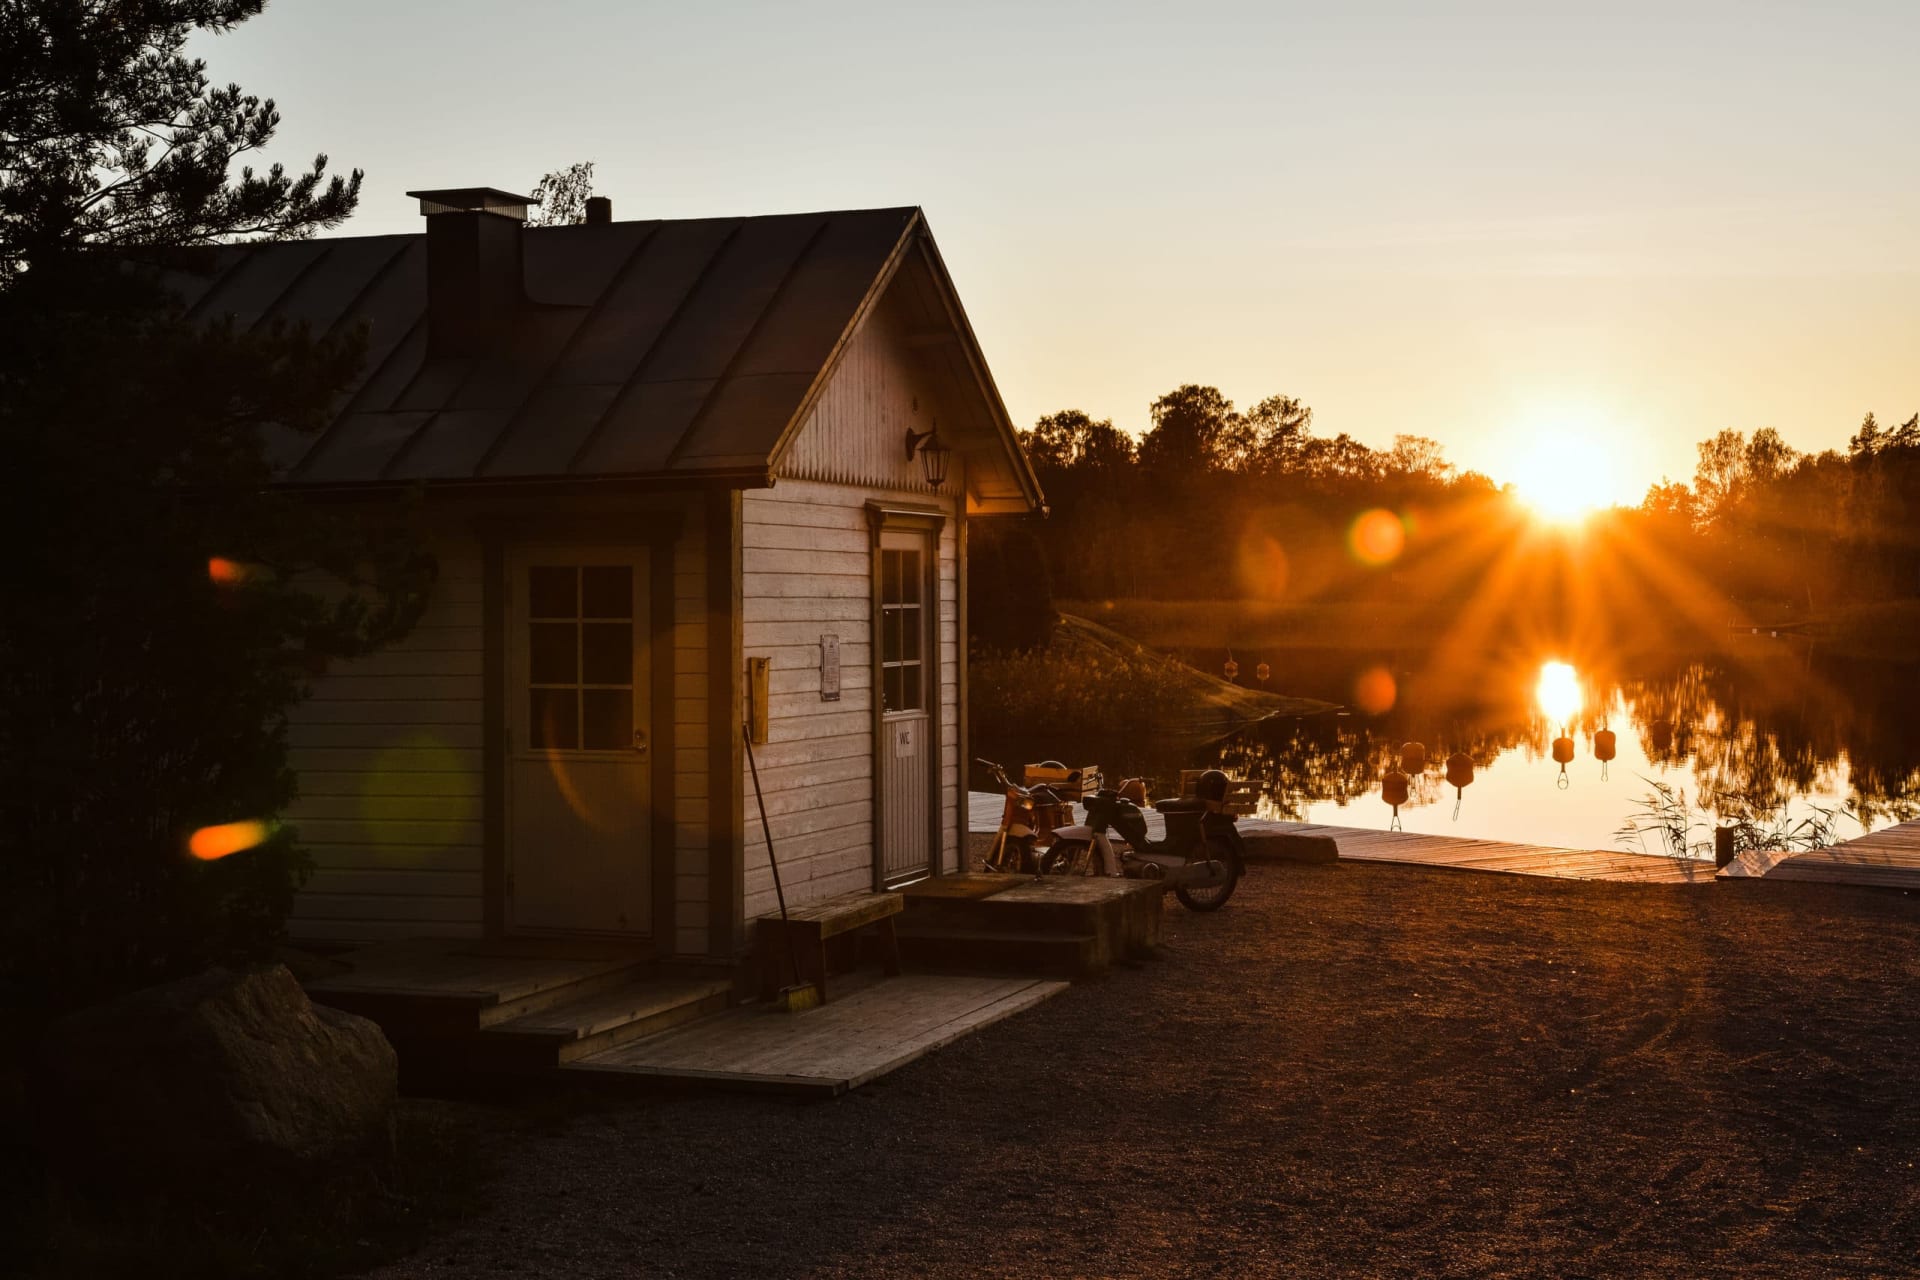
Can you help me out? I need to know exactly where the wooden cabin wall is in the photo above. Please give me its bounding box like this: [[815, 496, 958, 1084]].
[[285, 539, 486, 941], [739, 479, 960, 921], [284, 497, 714, 953]]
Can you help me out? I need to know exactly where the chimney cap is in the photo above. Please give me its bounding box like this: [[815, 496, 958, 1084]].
[[406, 187, 534, 222]]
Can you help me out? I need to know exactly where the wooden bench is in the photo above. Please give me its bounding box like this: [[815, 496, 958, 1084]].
[[755, 889, 903, 1003]]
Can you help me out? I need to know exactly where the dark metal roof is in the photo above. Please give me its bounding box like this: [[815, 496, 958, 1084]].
[[160, 207, 924, 488]]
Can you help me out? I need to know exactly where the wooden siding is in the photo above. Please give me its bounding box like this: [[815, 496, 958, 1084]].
[[741, 478, 960, 920], [287, 497, 714, 955], [777, 287, 961, 501], [287, 546, 486, 940]]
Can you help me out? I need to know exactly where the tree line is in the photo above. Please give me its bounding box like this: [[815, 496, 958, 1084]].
[[973, 383, 1920, 651]]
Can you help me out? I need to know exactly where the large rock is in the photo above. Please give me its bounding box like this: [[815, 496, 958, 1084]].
[[35, 964, 396, 1184]]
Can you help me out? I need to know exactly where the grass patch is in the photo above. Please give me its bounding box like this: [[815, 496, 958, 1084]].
[[971, 613, 1333, 741], [1060, 598, 1431, 653], [1821, 599, 1920, 661]]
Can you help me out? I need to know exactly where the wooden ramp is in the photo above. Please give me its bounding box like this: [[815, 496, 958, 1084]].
[[565, 974, 1068, 1097], [1720, 818, 1920, 889], [967, 792, 1713, 885]]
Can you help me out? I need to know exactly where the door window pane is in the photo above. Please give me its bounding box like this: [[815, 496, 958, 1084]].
[[529, 622, 577, 684], [581, 566, 632, 619], [900, 608, 921, 659], [884, 666, 903, 713], [581, 622, 632, 685], [899, 663, 921, 711], [529, 688, 578, 750], [529, 566, 576, 618], [582, 689, 633, 751]]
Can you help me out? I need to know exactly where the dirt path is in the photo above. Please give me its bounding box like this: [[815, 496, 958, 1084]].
[[372, 865, 1920, 1279]]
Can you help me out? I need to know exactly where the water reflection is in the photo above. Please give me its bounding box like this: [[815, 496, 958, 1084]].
[[983, 642, 1920, 852]]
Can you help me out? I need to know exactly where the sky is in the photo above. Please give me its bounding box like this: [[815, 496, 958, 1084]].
[[203, 1, 1918, 503]]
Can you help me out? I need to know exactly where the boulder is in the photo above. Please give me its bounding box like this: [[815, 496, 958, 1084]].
[[35, 964, 396, 1184]]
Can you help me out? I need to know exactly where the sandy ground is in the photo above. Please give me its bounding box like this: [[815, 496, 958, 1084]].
[[370, 863, 1920, 1279]]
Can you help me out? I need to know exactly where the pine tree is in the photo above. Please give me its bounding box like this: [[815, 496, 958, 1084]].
[[1, 0, 431, 1012]]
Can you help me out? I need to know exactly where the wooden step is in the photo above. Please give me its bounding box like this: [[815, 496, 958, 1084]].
[[896, 926, 1100, 979], [305, 942, 650, 1039], [479, 975, 736, 1068]]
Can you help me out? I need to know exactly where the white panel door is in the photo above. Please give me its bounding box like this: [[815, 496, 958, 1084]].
[[507, 553, 651, 934], [878, 530, 932, 885]]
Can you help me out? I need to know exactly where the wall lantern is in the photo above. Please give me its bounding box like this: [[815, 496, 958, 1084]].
[[904, 422, 952, 488]]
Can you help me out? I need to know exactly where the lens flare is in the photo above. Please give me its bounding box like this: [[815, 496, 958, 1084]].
[[1536, 660, 1581, 726], [188, 820, 272, 861], [1354, 665, 1398, 714], [207, 557, 248, 584], [1348, 509, 1406, 567]]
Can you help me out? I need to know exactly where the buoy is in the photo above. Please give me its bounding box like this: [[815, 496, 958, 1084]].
[[1401, 742, 1427, 773], [1552, 733, 1575, 789], [1444, 751, 1474, 820], [1595, 727, 1617, 780], [1224, 653, 1239, 682], [1256, 661, 1270, 684], [1382, 768, 1410, 830]]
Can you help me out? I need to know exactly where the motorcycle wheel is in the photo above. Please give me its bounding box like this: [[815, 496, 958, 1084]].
[[1174, 838, 1240, 912], [1038, 841, 1086, 875]]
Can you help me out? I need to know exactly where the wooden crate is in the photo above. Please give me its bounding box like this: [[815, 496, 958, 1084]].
[[1022, 763, 1101, 801], [1178, 769, 1260, 815]]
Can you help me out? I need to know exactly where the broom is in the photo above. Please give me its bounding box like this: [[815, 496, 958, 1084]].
[[744, 722, 820, 1012]]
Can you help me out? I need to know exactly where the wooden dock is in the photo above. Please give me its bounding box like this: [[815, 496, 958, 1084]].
[[1256, 821, 1717, 884], [1720, 818, 1920, 890], [566, 974, 1068, 1096], [967, 792, 1714, 885]]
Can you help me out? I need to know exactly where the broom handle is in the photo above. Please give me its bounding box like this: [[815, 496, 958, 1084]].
[[744, 723, 805, 991]]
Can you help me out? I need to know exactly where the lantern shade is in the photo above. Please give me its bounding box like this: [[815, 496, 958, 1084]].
[[1552, 735, 1575, 765], [919, 434, 952, 487], [1401, 742, 1427, 772], [1594, 728, 1617, 762], [1382, 769, 1411, 808], [1445, 752, 1474, 789]]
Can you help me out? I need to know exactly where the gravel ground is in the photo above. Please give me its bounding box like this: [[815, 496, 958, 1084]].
[[370, 863, 1920, 1279]]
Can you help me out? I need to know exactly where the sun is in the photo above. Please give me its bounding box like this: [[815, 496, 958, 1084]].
[[1502, 431, 1623, 524]]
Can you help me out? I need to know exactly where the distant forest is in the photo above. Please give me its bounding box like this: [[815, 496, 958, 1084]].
[[973, 384, 1920, 650]]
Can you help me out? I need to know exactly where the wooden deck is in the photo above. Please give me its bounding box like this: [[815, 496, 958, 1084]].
[[967, 792, 1714, 885], [1720, 818, 1920, 889], [565, 974, 1067, 1096]]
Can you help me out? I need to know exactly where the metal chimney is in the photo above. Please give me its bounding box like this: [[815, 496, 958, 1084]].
[[405, 187, 531, 357], [584, 196, 612, 225]]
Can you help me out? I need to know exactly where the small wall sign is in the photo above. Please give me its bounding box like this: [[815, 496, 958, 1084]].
[[820, 634, 841, 701]]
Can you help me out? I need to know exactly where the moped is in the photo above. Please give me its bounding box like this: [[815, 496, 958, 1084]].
[[976, 758, 1068, 874], [1044, 769, 1247, 912]]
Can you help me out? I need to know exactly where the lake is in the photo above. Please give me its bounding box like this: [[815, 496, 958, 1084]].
[[988, 636, 1920, 857]]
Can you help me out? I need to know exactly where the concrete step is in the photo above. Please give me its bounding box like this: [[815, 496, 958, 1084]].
[[479, 974, 736, 1068], [897, 926, 1100, 979]]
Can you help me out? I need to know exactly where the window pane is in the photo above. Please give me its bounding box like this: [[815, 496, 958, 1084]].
[[582, 689, 633, 750], [899, 663, 922, 711], [581, 566, 632, 619], [582, 622, 632, 685], [901, 607, 921, 661], [529, 688, 578, 750], [528, 566, 576, 619], [879, 608, 897, 664], [529, 622, 576, 684], [883, 666, 902, 713], [881, 550, 900, 604], [899, 551, 921, 604]]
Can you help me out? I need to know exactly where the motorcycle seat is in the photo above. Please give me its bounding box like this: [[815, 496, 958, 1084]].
[[1154, 796, 1209, 814]]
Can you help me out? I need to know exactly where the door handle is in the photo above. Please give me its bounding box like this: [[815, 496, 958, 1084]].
[[632, 728, 649, 756]]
